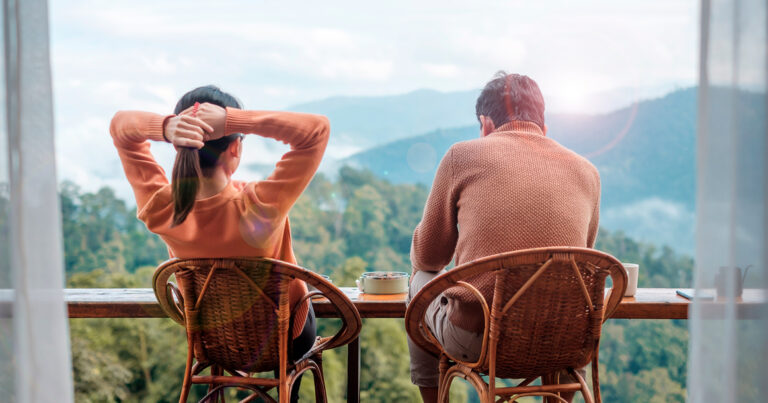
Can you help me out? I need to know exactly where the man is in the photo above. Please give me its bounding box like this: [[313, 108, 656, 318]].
[[406, 72, 600, 403]]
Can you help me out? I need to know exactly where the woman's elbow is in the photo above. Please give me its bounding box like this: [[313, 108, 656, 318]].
[[109, 111, 126, 137], [315, 115, 330, 138], [311, 115, 331, 147]]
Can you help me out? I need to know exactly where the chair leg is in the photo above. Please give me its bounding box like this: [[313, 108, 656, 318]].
[[438, 371, 455, 403], [208, 365, 224, 403], [440, 366, 489, 403], [278, 361, 314, 403], [592, 353, 601, 403], [467, 372, 490, 403], [569, 368, 594, 403], [541, 373, 559, 403], [281, 362, 326, 403], [437, 355, 449, 403], [279, 373, 290, 403], [179, 344, 194, 403], [310, 359, 328, 403]]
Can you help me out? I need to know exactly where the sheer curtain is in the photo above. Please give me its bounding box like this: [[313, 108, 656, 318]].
[[2, 0, 74, 401], [689, 0, 767, 401]]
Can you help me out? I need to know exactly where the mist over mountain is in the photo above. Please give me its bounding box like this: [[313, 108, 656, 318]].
[[286, 85, 674, 151], [289, 89, 480, 156]]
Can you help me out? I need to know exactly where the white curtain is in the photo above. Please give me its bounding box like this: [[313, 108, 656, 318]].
[[1, 0, 74, 401], [689, 0, 767, 401]]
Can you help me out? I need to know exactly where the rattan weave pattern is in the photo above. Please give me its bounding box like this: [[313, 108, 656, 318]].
[[153, 257, 362, 403], [491, 257, 609, 379], [405, 247, 627, 403], [178, 260, 285, 373]]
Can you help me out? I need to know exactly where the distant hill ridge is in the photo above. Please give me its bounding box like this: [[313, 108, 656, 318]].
[[279, 87, 764, 253], [290, 88, 480, 151], [340, 88, 700, 252], [346, 88, 699, 207]]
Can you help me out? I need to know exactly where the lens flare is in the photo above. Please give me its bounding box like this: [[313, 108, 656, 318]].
[[585, 101, 639, 159]]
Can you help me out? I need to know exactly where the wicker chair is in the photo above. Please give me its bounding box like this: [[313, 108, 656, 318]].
[[405, 247, 626, 403], [153, 257, 362, 403]]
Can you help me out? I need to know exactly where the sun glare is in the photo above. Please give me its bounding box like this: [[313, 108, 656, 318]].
[[548, 80, 593, 114]]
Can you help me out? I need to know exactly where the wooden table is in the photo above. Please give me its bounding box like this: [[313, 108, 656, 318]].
[[58, 287, 694, 320], [3, 287, 763, 402]]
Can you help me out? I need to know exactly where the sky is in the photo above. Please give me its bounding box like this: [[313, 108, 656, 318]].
[[48, 0, 699, 200]]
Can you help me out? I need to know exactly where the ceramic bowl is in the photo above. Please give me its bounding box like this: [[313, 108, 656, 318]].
[[356, 271, 409, 294]]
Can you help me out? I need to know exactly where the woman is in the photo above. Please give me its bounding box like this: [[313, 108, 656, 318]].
[[110, 85, 329, 401]]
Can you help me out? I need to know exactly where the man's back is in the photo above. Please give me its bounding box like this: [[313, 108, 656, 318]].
[[410, 121, 600, 328], [407, 73, 599, 400], [452, 121, 599, 265]]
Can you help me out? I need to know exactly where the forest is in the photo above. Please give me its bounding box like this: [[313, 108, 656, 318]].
[[59, 167, 693, 402]]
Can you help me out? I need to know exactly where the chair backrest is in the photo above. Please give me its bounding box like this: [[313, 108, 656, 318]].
[[406, 247, 626, 379], [152, 257, 359, 374], [490, 248, 624, 378]]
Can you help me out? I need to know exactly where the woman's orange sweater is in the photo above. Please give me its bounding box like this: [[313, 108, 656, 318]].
[[110, 107, 329, 338]]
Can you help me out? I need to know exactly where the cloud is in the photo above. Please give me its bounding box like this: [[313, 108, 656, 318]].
[[422, 63, 460, 78], [602, 197, 695, 254], [319, 59, 394, 81], [48, 0, 699, 202]]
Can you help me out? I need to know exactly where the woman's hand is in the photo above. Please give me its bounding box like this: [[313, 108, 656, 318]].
[[179, 102, 227, 141], [162, 114, 214, 149]]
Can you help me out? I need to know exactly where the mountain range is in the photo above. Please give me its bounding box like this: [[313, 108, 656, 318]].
[[346, 88, 698, 205], [290, 89, 480, 155], [249, 87, 763, 255], [284, 88, 699, 254]]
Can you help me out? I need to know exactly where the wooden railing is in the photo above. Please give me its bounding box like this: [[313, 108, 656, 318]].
[[3, 287, 765, 402]]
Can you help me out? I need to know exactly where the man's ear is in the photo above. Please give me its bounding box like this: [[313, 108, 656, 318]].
[[480, 115, 495, 137]]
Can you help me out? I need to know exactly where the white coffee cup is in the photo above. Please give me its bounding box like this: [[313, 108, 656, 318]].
[[622, 263, 639, 297]]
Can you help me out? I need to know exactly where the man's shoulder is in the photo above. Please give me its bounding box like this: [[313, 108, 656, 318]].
[[551, 141, 601, 190], [447, 137, 483, 151], [531, 136, 597, 172], [443, 137, 488, 161], [556, 141, 598, 172], [445, 135, 600, 173]]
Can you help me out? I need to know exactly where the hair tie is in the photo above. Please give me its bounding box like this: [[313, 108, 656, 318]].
[[192, 102, 200, 117]]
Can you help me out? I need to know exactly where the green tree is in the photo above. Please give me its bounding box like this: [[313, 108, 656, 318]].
[[61, 182, 167, 278], [68, 268, 191, 402], [62, 168, 694, 402], [343, 185, 391, 259]]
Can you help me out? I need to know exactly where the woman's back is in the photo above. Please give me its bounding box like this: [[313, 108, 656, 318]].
[[110, 107, 329, 252], [139, 180, 296, 261], [110, 89, 330, 339]]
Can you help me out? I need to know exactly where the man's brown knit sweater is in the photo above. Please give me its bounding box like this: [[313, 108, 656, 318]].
[[410, 121, 601, 332]]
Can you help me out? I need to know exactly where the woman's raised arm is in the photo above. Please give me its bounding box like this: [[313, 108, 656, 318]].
[[219, 107, 330, 216], [111, 110, 212, 148], [110, 110, 170, 146], [110, 110, 215, 209]]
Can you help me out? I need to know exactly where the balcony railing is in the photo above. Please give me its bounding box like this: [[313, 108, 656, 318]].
[[3, 287, 763, 402]]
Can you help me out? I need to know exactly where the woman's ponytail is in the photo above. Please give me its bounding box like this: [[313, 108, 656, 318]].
[[171, 148, 203, 227], [169, 85, 243, 227]]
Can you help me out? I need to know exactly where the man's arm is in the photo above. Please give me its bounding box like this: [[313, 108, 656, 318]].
[[410, 148, 459, 273]]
